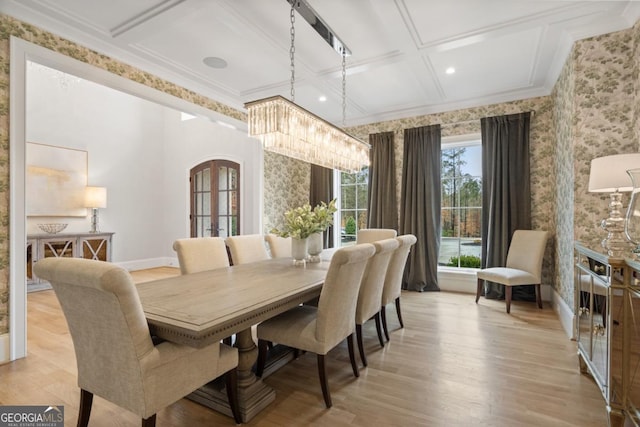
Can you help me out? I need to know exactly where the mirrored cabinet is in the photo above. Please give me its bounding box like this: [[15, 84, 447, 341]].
[[27, 232, 114, 291], [575, 243, 640, 427]]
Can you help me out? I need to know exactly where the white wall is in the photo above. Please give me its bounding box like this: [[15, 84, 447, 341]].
[[25, 63, 262, 267]]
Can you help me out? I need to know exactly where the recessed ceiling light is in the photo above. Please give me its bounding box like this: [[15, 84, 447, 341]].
[[446, 67, 456, 75], [203, 57, 228, 69], [319, 95, 327, 102]]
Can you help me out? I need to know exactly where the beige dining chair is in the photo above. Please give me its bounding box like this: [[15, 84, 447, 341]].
[[255, 243, 376, 408], [33, 257, 241, 427], [356, 228, 397, 244], [172, 237, 230, 274], [476, 230, 549, 313], [265, 233, 292, 258], [225, 234, 270, 265], [381, 234, 417, 341], [355, 237, 399, 367]]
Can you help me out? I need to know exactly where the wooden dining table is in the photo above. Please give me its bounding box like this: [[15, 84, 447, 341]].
[[136, 257, 331, 422]]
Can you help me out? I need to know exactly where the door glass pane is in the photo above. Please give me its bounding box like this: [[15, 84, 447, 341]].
[[203, 168, 211, 191], [219, 191, 228, 215], [230, 191, 237, 215], [195, 192, 202, 216], [231, 216, 238, 235], [219, 167, 228, 190], [218, 216, 228, 238], [230, 169, 237, 190], [195, 170, 202, 191], [203, 192, 211, 216]]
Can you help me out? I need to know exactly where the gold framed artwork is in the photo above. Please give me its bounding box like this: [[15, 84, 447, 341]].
[[26, 142, 88, 217]]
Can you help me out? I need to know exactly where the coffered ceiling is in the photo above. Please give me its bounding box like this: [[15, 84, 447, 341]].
[[2, 0, 639, 126]]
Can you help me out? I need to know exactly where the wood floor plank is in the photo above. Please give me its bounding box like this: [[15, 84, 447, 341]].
[[0, 267, 609, 426]]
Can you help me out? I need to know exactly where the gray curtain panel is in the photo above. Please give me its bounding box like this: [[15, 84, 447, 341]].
[[480, 112, 533, 300], [400, 125, 441, 292], [310, 164, 334, 248], [367, 131, 398, 230]]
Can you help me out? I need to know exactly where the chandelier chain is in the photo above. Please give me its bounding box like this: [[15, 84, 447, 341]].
[[342, 53, 347, 127], [290, 2, 296, 102]]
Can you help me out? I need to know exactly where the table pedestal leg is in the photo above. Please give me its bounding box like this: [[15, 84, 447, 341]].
[[188, 328, 275, 423]]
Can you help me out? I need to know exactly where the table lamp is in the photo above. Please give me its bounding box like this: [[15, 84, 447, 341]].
[[84, 186, 107, 233], [588, 153, 640, 256]]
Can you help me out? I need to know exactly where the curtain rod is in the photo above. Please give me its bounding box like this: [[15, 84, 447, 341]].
[[441, 110, 536, 127]]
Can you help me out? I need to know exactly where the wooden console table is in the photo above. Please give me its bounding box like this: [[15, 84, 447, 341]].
[[27, 231, 114, 291]]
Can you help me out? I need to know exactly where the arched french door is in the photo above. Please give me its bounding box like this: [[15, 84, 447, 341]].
[[190, 160, 240, 237]]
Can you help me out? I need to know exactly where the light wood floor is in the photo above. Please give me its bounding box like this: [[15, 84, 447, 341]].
[[0, 267, 608, 426]]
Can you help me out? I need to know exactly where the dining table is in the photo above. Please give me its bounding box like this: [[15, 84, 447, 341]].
[[136, 257, 331, 422]]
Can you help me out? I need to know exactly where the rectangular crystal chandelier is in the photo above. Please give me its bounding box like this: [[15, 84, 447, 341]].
[[245, 95, 370, 173]]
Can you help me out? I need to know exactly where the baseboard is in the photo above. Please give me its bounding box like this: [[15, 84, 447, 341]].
[[0, 333, 9, 364], [551, 287, 575, 340], [115, 257, 178, 271], [438, 269, 552, 301]]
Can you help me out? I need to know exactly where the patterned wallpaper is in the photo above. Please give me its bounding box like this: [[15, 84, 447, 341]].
[[0, 13, 639, 334], [552, 49, 577, 309], [262, 151, 310, 233]]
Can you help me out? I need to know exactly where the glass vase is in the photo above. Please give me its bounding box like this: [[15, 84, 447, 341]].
[[291, 237, 308, 267], [307, 232, 323, 263], [625, 168, 640, 258]]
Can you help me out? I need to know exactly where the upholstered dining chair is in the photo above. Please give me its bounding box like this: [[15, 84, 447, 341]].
[[355, 238, 399, 367], [356, 228, 397, 244], [255, 243, 376, 408], [475, 230, 549, 314], [172, 237, 230, 274], [225, 234, 270, 265], [380, 234, 417, 341], [265, 234, 292, 258], [33, 257, 241, 427]]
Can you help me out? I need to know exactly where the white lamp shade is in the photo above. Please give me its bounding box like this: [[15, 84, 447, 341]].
[[588, 153, 640, 193], [85, 186, 107, 208]]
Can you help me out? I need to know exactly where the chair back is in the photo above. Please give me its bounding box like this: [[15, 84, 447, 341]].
[[265, 234, 292, 258], [356, 238, 400, 324], [172, 237, 229, 274], [315, 244, 375, 347], [225, 234, 270, 265], [381, 234, 417, 305], [356, 228, 397, 244], [33, 258, 153, 412], [505, 230, 549, 282]]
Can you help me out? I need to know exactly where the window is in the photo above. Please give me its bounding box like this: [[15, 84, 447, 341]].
[[440, 137, 482, 268], [337, 166, 368, 246]]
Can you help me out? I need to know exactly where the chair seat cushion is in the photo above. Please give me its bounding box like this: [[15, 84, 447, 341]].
[[257, 305, 341, 355], [476, 267, 539, 286]]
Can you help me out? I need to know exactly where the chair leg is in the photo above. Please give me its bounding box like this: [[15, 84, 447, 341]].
[[395, 297, 404, 328], [347, 333, 359, 378], [142, 415, 156, 427], [374, 312, 385, 347], [225, 368, 242, 424], [476, 278, 483, 303], [535, 284, 543, 309], [356, 324, 367, 367], [77, 389, 93, 427], [506, 286, 512, 314], [256, 339, 268, 377], [317, 354, 332, 408], [381, 305, 390, 341]]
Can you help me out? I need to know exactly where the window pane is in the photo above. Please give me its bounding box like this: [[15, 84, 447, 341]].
[[341, 173, 356, 185], [342, 185, 356, 209], [440, 142, 482, 268], [357, 184, 368, 209]]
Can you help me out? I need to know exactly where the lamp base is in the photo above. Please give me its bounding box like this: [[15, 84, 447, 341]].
[[600, 191, 632, 257], [89, 207, 100, 233]]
